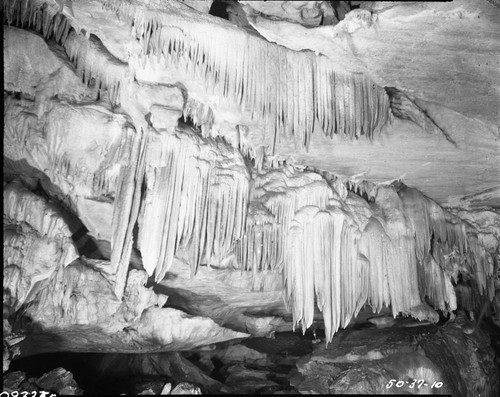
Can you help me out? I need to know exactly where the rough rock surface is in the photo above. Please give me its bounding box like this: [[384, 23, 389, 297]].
[[241, 1, 327, 27], [7, 312, 497, 395], [155, 258, 287, 337], [291, 315, 498, 396], [2, 1, 499, 390], [239, 0, 500, 202], [3, 367, 83, 395]]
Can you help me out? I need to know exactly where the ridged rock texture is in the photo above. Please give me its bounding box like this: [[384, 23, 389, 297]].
[[4, 181, 79, 313], [138, 126, 250, 282], [3, 0, 499, 362]]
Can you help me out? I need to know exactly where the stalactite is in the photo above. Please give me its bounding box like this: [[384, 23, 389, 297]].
[[373, 186, 426, 317], [284, 204, 365, 341], [3, 0, 130, 106], [182, 98, 215, 136], [358, 218, 391, 313], [4, 0, 389, 150], [137, 126, 250, 282], [94, 0, 390, 150], [50, 153, 119, 199], [238, 166, 371, 342], [110, 124, 147, 298], [398, 186, 494, 300], [237, 170, 495, 343], [236, 202, 280, 275], [244, 166, 335, 273], [4, 0, 494, 340], [418, 253, 457, 314], [466, 231, 495, 297]]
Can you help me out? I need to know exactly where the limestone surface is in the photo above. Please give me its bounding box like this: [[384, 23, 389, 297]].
[[2, 1, 498, 385]]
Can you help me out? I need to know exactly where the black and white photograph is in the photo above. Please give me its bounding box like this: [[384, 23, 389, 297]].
[[3, 0, 500, 395]]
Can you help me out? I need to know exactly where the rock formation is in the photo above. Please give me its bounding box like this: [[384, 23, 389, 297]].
[[3, 0, 499, 395]]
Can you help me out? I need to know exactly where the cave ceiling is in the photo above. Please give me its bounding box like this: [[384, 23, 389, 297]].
[[2, 0, 500, 357], [4, 0, 499, 204]]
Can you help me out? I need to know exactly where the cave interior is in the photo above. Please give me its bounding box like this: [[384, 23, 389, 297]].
[[3, 0, 500, 395]]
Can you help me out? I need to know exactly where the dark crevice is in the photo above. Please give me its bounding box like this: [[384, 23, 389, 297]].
[[3, 160, 104, 261], [179, 115, 198, 131], [209, 1, 230, 20], [4, 89, 35, 101]]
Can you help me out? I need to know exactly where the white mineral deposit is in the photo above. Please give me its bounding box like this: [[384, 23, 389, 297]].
[[3, 0, 499, 395]]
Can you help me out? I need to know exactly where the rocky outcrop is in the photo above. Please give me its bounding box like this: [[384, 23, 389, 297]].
[[8, 312, 493, 396], [240, 1, 332, 27], [13, 260, 248, 355], [291, 314, 498, 396], [3, 368, 83, 395], [3, 181, 79, 315]]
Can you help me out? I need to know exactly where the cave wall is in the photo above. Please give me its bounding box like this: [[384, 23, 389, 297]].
[[3, 0, 499, 364]]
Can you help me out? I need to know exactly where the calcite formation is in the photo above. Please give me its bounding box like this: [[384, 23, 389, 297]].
[[138, 126, 250, 282], [4, 181, 79, 313], [3, 0, 499, 363]]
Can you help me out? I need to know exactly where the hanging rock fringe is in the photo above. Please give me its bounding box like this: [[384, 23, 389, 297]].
[[397, 186, 495, 299], [237, 167, 494, 343], [3, 0, 130, 106], [182, 98, 215, 137], [4, 0, 494, 337], [286, 205, 365, 338], [110, 125, 147, 298], [237, 166, 335, 275], [97, 0, 390, 151], [235, 202, 280, 276], [64, 31, 130, 106], [138, 126, 250, 282], [358, 217, 391, 313]]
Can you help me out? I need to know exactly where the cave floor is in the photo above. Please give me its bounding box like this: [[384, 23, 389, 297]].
[[6, 316, 500, 395]]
